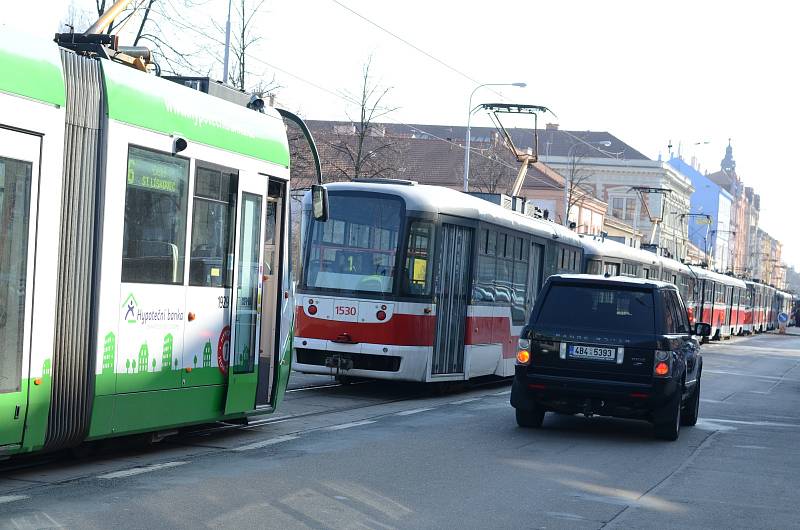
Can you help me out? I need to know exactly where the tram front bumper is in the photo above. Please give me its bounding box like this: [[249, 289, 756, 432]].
[[292, 338, 432, 382]]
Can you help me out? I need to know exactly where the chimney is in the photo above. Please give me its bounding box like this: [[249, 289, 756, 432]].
[[546, 123, 559, 131]]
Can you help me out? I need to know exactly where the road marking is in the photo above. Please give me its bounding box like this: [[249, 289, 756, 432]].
[[492, 390, 511, 396], [395, 407, 434, 416], [0, 495, 29, 504], [705, 370, 783, 381], [450, 397, 481, 405], [325, 420, 376, 431], [702, 417, 800, 428], [97, 461, 187, 479], [233, 435, 299, 452]]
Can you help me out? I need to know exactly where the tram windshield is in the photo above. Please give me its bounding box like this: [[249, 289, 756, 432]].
[[303, 192, 403, 294]]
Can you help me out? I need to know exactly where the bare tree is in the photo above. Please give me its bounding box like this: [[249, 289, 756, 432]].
[[562, 147, 596, 226], [60, 1, 93, 32], [324, 56, 399, 181], [208, 0, 280, 93], [469, 142, 517, 194]]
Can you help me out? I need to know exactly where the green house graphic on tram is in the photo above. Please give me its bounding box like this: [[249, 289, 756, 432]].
[[103, 332, 115, 374], [203, 341, 213, 368], [162, 333, 173, 371]]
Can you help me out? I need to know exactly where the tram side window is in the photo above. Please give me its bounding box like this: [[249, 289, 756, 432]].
[[402, 220, 434, 296], [189, 163, 236, 287], [511, 237, 529, 324], [0, 155, 32, 393], [122, 146, 189, 285]]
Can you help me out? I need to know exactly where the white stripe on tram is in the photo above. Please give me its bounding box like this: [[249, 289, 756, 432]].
[[97, 461, 187, 479]]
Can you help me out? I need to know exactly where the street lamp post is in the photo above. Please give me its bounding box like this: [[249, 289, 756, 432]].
[[463, 82, 526, 192]]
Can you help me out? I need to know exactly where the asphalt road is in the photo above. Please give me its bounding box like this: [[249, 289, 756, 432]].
[[2, 330, 799, 529]]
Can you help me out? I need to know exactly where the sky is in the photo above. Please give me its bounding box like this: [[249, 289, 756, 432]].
[[4, 0, 799, 269]]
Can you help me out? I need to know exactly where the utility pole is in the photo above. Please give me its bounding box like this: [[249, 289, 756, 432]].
[[222, 0, 233, 84]]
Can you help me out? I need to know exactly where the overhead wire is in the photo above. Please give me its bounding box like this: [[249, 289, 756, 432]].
[[134, 1, 562, 190], [328, 0, 512, 101]]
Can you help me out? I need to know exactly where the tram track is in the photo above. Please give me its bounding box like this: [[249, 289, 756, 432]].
[[0, 376, 511, 479]]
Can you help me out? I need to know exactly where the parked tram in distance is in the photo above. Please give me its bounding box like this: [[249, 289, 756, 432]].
[[295, 180, 791, 383], [1, 29, 318, 457]]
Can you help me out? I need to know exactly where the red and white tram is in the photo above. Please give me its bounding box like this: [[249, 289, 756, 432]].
[[294, 180, 583, 382], [581, 238, 746, 339], [294, 181, 791, 382]]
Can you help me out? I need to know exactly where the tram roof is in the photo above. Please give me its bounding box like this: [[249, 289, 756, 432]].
[[321, 181, 585, 245], [102, 60, 290, 166], [0, 29, 66, 107], [581, 237, 665, 268]]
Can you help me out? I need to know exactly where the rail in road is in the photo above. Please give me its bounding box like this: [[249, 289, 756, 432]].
[[1, 330, 799, 529]]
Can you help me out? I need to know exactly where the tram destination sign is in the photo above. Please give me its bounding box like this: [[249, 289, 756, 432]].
[[127, 147, 187, 195]]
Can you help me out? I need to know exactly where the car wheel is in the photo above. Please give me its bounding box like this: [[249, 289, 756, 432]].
[[681, 377, 701, 427], [654, 391, 681, 441], [516, 405, 545, 428]]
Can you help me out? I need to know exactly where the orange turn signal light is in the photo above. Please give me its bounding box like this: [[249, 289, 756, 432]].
[[34, 378, 42, 386], [654, 361, 669, 376], [516, 350, 531, 364]]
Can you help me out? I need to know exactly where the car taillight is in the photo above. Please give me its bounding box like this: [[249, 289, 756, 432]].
[[516, 350, 531, 365], [376, 310, 386, 321], [654, 350, 671, 377], [308, 304, 318, 315]]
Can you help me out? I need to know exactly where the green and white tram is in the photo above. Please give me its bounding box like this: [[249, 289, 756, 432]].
[[0, 29, 316, 457]]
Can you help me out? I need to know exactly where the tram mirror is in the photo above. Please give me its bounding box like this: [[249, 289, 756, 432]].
[[311, 184, 329, 222], [693, 322, 711, 337]]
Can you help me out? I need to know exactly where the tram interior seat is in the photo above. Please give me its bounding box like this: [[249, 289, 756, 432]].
[[123, 240, 179, 283]]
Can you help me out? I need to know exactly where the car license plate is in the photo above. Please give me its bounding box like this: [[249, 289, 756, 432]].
[[568, 344, 617, 362]]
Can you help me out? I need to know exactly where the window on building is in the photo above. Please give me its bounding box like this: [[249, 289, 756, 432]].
[[612, 197, 624, 218], [189, 163, 237, 287], [625, 199, 636, 221], [122, 146, 190, 284]]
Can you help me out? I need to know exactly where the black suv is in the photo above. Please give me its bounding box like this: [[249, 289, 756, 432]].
[[510, 275, 711, 440]]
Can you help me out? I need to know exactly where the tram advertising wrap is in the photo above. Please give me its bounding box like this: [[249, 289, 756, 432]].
[[0, 30, 310, 457]]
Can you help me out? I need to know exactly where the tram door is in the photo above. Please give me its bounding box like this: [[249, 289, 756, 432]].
[[528, 243, 545, 304], [224, 174, 266, 414], [431, 223, 473, 376], [0, 129, 39, 447], [256, 185, 282, 406]]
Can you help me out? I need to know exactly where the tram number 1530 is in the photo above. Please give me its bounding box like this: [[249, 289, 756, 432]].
[[335, 305, 357, 316]]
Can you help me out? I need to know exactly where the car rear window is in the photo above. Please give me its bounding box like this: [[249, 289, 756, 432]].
[[535, 283, 655, 334]]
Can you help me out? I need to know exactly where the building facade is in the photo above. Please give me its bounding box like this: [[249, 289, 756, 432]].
[[669, 156, 734, 271]]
